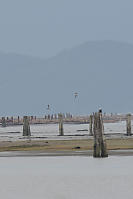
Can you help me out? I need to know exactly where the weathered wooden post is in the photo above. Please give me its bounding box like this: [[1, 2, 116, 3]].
[[126, 113, 131, 136], [18, 116, 20, 124], [58, 113, 64, 136], [93, 113, 100, 157], [89, 114, 93, 136], [23, 116, 31, 136], [11, 116, 13, 124], [2, 117, 6, 127], [93, 111, 108, 158]]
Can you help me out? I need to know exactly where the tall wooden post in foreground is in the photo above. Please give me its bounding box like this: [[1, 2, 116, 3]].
[[23, 116, 31, 136], [2, 117, 6, 127], [126, 113, 131, 136], [89, 114, 93, 136], [93, 111, 108, 158], [58, 113, 64, 136]]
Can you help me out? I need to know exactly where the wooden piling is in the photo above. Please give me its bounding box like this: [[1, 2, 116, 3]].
[[11, 116, 13, 124], [89, 114, 93, 136], [54, 114, 57, 119], [2, 117, 6, 127], [23, 116, 31, 136], [18, 116, 20, 124], [58, 113, 64, 136], [126, 113, 131, 136], [93, 111, 108, 158]]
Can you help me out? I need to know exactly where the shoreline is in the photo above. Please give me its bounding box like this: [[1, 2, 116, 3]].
[[0, 137, 133, 156], [0, 149, 133, 157]]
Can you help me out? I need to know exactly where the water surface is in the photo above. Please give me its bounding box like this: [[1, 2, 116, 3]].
[[0, 156, 132, 199]]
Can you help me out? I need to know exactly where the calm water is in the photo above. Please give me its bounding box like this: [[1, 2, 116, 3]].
[[0, 121, 129, 141], [0, 121, 127, 134], [0, 156, 133, 199]]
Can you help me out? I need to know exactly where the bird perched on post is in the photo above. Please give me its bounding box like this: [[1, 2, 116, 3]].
[[74, 92, 78, 99], [47, 104, 50, 110]]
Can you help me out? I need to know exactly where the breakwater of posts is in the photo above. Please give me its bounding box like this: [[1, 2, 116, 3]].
[[0, 113, 131, 127], [0, 111, 132, 157]]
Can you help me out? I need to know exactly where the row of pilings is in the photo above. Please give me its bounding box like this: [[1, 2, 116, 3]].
[[89, 111, 132, 158], [89, 113, 132, 136], [1, 114, 73, 126], [1, 113, 132, 138], [23, 115, 64, 136], [1, 114, 64, 136], [1, 112, 133, 158]]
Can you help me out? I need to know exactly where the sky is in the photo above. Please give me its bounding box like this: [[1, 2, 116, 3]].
[[0, 0, 133, 58]]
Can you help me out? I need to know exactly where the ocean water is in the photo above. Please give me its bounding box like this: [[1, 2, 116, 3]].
[[0, 121, 129, 141], [0, 156, 132, 199]]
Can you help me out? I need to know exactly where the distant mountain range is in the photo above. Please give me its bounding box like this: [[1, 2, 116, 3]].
[[0, 40, 133, 116]]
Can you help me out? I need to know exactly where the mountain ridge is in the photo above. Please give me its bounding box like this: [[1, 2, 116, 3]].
[[0, 40, 133, 115]]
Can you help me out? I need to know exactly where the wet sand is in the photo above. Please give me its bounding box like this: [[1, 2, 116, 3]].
[[0, 149, 133, 157], [0, 137, 133, 156]]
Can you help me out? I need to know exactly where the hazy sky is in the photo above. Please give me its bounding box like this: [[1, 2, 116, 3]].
[[0, 0, 133, 58]]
